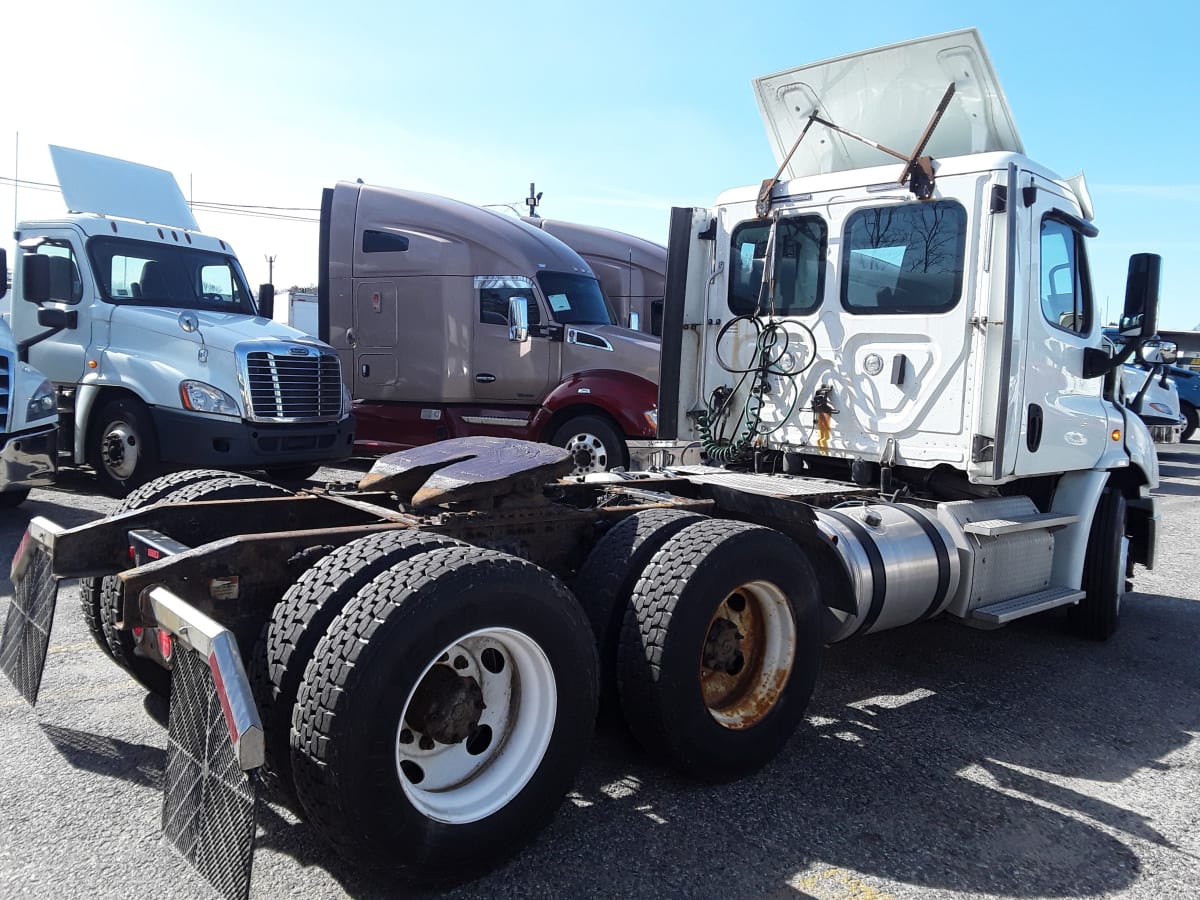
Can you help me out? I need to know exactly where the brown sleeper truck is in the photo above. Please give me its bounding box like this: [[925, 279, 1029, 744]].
[[0, 28, 1164, 900], [300, 182, 662, 475]]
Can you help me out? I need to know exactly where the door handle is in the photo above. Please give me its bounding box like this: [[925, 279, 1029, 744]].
[[1026, 404, 1043, 452], [360, 363, 370, 378]]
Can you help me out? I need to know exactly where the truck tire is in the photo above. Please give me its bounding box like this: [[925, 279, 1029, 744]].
[[252, 528, 466, 806], [290, 546, 597, 880], [552, 414, 628, 474], [616, 519, 822, 781], [1182, 402, 1197, 442], [97, 474, 292, 697], [0, 488, 31, 508], [88, 396, 162, 497], [573, 508, 706, 713], [79, 468, 237, 662], [1069, 488, 1128, 640]]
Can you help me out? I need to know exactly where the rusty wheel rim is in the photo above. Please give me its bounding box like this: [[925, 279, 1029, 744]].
[[698, 580, 796, 730]]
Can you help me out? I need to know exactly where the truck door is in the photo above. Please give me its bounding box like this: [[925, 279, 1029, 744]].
[[1011, 179, 1107, 475], [471, 277, 552, 404], [17, 232, 92, 384]]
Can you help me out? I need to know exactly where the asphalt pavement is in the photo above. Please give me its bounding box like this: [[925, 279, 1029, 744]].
[[1, 449, 1198, 900]]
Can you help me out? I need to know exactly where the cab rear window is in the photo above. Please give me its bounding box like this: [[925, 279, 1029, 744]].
[[841, 201, 966, 314]]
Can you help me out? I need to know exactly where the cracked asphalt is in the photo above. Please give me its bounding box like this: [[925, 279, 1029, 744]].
[[1, 447, 1198, 900]]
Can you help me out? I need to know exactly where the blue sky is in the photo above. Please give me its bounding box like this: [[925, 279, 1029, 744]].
[[3, 0, 1198, 327]]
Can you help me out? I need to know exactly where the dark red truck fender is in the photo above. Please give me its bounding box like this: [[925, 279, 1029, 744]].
[[530, 369, 659, 440]]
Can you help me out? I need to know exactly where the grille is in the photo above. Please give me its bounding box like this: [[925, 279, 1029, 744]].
[[0, 541, 59, 706], [162, 650, 258, 900], [0, 353, 12, 430], [239, 343, 343, 423]]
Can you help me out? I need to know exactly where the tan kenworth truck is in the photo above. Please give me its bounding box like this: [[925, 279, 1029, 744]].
[[299, 182, 663, 474]]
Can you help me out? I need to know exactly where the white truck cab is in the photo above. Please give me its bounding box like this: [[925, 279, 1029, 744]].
[[8, 147, 353, 495], [659, 29, 1161, 638]]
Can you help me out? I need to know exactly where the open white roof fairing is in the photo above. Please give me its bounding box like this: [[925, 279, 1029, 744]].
[[49, 145, 200, 232], [753, 29, 1024, 181]]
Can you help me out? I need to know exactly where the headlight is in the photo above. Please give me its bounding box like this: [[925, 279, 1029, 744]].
[[180, 380, 241, 416], [1148, 402, 1173, 416], [26, 378, 56, 422], [643, 408, 658, 434]]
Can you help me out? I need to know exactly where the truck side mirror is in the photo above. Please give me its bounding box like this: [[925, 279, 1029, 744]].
[[1119, 253, 1161, 340], [1140, 340, 1177, 366], [628, 310, 641, 331], [508, 296, 529, 343], [22, 254, 50, 303], [258, 283, 275, 320], [0, 248, 7, 301]]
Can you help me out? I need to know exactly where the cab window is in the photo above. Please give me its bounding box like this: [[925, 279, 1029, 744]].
[[35, 242, 83, 304], [728, 215, 826, 316], [841, 201, 966, 314], [1040, 217, 1093, 334]]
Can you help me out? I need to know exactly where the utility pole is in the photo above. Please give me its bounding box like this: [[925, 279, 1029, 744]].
[[265, 254, 276, 284], [525, 183, 542, 218]]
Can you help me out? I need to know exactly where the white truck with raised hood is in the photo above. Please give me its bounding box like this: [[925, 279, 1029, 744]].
[[7, 146, 354, 495], [0, 30, 1164, 899], [0, 262, 57, 505]]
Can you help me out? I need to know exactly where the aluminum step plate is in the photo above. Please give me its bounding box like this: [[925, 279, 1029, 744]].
[[970, 587, 1085, 625], [667, 466, 874, 501]]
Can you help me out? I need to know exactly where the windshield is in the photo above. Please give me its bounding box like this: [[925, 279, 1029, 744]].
[[87, 237, 256, 314], [535, 272, 613, 325]]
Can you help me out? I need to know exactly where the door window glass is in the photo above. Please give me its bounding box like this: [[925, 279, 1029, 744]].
[[36, 242, 83, 303], [1040, 217, 1092, 334]]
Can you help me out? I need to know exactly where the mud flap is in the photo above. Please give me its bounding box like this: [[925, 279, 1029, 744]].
[[0, 539, 59, 705], [162, 649, 258, 900]]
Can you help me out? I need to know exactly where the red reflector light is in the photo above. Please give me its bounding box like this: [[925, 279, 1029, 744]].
[[132, 627, 144, 640], [157, 630, 174, 661], [127, 546, 136, 561]]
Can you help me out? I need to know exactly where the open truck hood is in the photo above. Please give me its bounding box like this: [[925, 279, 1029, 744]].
[[753, 29, 1023, 180], [49, 145, 200, 231]]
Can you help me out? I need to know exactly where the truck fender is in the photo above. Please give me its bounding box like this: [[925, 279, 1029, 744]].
[[72, 354, 194, 463], [530, 369, 658, 439], [1121, 411, 1160, 490], [1048, 469, 1109, 590]]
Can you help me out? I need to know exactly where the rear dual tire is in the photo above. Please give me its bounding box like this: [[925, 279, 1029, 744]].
[[617, 519, 823, 781], [289, 545, 598, 880]]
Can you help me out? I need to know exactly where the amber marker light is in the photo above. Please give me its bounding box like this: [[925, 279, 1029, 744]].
[[87, 360, 98, 369], [1111, 429, 1122, 441]]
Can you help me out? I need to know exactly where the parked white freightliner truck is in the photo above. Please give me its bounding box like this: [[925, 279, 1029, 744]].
[[0, 253, 57, 505], [1, 30, 1164, 899], [7, 146, 354, 496]]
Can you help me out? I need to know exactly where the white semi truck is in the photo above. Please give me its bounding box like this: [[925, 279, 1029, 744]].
[[7, 147, 354, 496], [1, 30, 1164, 899]]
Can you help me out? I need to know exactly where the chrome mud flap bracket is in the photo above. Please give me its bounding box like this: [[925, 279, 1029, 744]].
[[148, 587, 264, 900], [0, 518, 65, 705]]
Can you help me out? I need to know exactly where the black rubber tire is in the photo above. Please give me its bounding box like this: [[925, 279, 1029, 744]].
[[551, 414, 629, 473], [98, 474, 292, 696], [290, 546, 598, 881], [572, 508, 705, 714], [616, 518, 823, 782], [0, 488, 31, 508], [264, 463, 322, 483], [1182, 402, 1197, 442], [79, 468, 237, 662], [251, 528, 466, 807], [1069, 488, 1127, 640], [88, 396, 162, 497]]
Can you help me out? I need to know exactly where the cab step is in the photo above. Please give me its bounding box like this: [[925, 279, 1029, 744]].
[[969, 586, 1085, 625], [962, 512, 1078, 536]]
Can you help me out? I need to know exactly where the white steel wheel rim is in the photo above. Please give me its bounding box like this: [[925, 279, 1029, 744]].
[[564, 432, 609, 474], [396, 626, 557, 824], [102, 421, 140, 479], [700, 580, 796, 730]]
